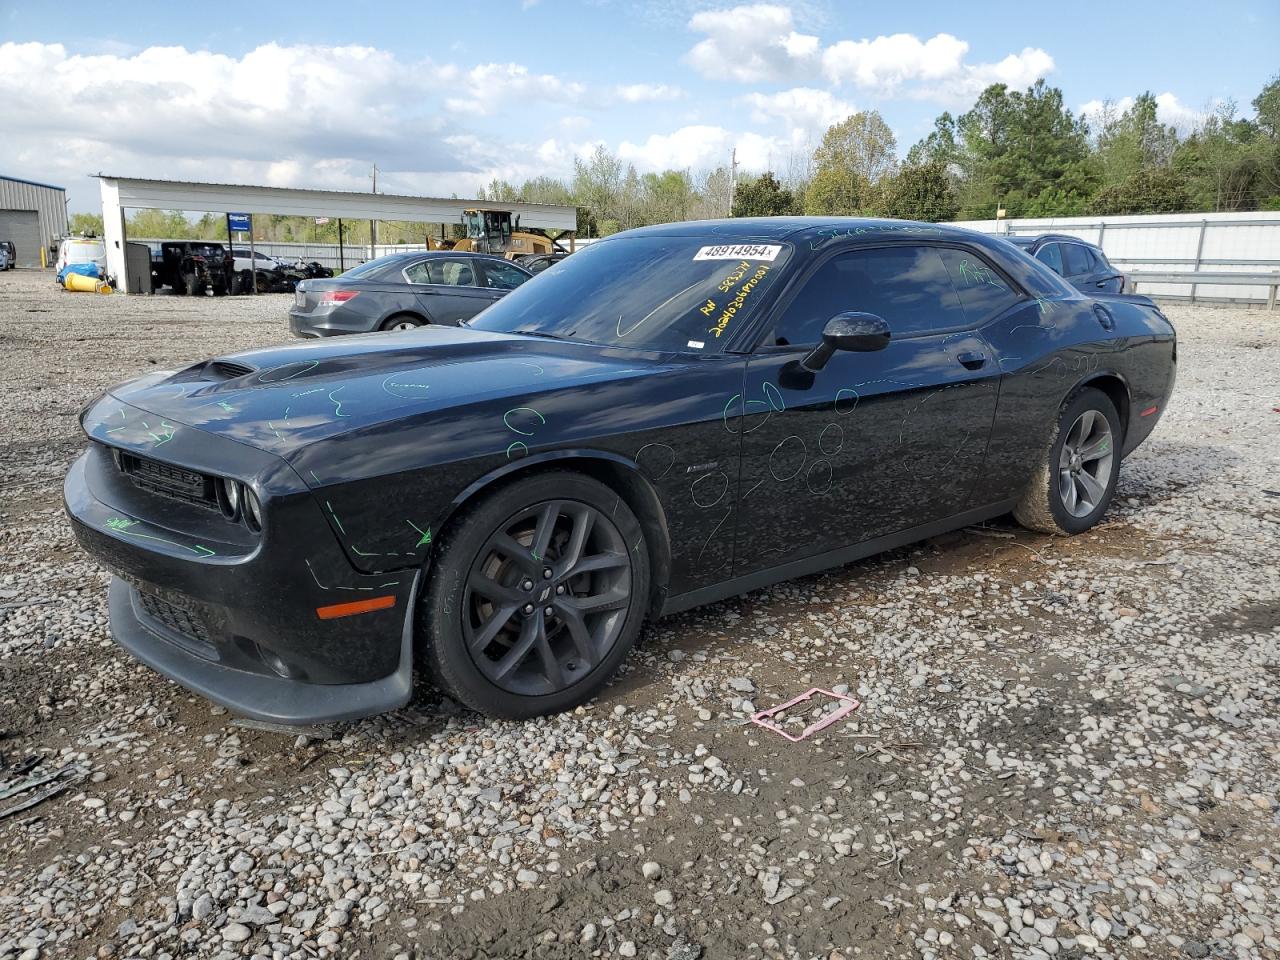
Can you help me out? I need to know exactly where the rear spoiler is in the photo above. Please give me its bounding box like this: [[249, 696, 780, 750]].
[[1092, 290, 1159, 310]]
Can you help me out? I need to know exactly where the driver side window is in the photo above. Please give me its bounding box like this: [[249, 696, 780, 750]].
[[768, 245, 970, 345]]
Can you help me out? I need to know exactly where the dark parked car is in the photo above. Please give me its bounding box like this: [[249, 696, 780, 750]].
[[517, 252, 570, 274], [1007, 235, 1126, 294], [64, 218, 1175, 725], [289, 251, 532, 336]]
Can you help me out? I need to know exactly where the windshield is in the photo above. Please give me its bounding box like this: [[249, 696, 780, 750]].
[[467, 236, 793, 351]]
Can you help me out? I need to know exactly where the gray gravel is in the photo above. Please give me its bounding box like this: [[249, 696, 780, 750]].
[[0, 269, 1276, 959]]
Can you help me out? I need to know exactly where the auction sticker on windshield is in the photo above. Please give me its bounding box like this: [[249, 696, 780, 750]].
[[693, 244, 782, 262]]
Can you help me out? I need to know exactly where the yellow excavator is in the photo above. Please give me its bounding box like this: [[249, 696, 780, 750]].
[[428, 209, 572, 259]]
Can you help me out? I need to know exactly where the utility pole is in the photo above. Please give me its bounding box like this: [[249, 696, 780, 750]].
[[370, 163, 379, 260], [729, 147, 738, 217]]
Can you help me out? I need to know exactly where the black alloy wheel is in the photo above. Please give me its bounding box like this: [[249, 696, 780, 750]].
[[421, 472, 650, 718]]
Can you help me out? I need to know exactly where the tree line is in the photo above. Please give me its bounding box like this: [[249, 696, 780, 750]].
[[69, 74, 1279, 242]]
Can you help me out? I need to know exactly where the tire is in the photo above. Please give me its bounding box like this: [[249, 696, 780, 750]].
[[419, 471, 650, 719], [381, 313, 424, 332], [1014, 386, 1122, 535]]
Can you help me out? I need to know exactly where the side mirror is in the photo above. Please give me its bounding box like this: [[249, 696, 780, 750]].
[[800, 312, 891, 372]]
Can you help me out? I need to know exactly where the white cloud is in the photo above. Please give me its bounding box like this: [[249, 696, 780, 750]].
[[685, 11, 1053, 103], [617, 123, 806, 174], [0, 40, 679, 208], [821, 33, 968, 90], [685, 4, 820, 82], [741, 87, 854, 133], [451, 62, 586, 116], [613, 82, 686, 103]]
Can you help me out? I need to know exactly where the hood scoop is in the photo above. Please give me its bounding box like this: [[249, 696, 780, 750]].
[[207, 359, 257, 380]]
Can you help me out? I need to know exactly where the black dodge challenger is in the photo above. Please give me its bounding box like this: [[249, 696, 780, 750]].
[[64, 218, 1176, 724]]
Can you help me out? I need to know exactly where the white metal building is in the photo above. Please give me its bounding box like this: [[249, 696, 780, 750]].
[[0, 174, 68, 268], [98, 176, 578, 293]]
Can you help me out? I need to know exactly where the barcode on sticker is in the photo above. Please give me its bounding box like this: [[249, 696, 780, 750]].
[[687, 340, 705, 350], [693, 244, 781, 262]]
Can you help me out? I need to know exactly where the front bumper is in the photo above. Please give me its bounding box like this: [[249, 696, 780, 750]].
[[107, 576, 416, 725], [64, 422, 421, 725]]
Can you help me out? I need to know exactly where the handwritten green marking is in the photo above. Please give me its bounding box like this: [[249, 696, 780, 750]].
[[105, 408, 128, 435], [328, 387, 349, 418], [325, 501, 347, 536], [216, 401, 235, 413], [506, 440, 529, 459], [104, 517, 215, 557], [503, 406, 545, 436], [143, 417, 177, 448], [291, 387, 324, 398], [407, 520, 432, 548]]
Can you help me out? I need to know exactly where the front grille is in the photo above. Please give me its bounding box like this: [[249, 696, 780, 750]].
[[135, 589, 215, 652], [116, 451, 216, 508]]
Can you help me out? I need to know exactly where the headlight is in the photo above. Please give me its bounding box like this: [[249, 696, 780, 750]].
[[217, 476, 241, 519], [243, 487, 263, 532]]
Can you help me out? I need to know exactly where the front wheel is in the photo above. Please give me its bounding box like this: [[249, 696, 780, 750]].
[[419, 472, 649, 719], [1014, 387, 1122, 535]]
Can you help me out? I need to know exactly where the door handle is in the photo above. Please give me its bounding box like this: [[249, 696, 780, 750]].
[[957, 351, 987, 370], [1096, 280, 1107, 288]]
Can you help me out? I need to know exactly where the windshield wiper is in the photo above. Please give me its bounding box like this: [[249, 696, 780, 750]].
[[511, 329, 567, 341]]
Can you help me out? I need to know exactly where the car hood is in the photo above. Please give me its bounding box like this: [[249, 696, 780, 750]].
[[84, 326, 662, 462]]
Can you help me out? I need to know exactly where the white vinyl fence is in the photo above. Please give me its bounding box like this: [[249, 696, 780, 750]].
[[952, 210, 1280, 305]]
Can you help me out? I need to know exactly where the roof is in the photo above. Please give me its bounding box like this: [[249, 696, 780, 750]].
[[1, 173, 67, 192], [618, 216, 984, 245]]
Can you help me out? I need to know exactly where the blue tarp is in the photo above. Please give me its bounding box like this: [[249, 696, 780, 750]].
[[57, 262, 100, 284]]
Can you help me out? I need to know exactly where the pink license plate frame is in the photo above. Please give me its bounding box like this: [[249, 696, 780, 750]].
[[750, 687, 860, 742]]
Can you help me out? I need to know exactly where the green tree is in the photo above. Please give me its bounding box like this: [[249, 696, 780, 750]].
[[814, 111, 898, 184], [878, 162, 960, 222], [69, 212, 104, 236], [572, 144, 623, 231], [1088, 168, 1192, 214], [804, 165, 867, 215], [1094, 93, 1180, 187], [642, 170, 696, 224], [953, 80, 1096, 218], [1252, 74, 1280, 140], [730, 172, 796, 217]]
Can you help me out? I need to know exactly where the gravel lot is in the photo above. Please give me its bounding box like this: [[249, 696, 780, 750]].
[[0, 268, 1277, 960]]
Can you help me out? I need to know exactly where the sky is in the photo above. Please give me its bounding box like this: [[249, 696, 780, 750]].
[[0, 0, 1276, 213]]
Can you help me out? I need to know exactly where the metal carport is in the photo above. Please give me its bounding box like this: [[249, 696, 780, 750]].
[[97, 175, 578, 293]]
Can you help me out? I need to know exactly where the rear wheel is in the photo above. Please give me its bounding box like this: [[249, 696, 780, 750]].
[[381, 314, 424, 331], [1014, 387, 1122, 535], [420, 472, 649, 718]]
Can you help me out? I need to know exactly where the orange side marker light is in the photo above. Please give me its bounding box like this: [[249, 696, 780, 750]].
[[1139, 405, 1159, 417], [316, 595, 396, 620]]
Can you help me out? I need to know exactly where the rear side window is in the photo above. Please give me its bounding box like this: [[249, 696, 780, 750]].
[[405, 259, 478, 286], [1063, 243, 1095, 275], [1034, 242, 1064, 275], [483, 261, 531, 290], [774, 245, 970, 342], [937, 248, 1022, 323]]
